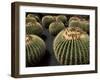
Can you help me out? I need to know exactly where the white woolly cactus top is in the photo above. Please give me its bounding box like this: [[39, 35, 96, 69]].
[[62, 27, 88, 40]]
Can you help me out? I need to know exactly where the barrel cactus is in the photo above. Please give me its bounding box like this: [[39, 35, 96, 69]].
[[26, 22, 43, 35], [69, 20, 81, 28], [27, 14, 40, 22], [49, 21, 65, 36], [80, 20, 89, 33], [56, 15, 67, 24], [26, 35, 46, 66], [42, 15, 55, 28], [53, 27, 89, 65], [26, 17, 37, 24], [69, 16, 80, 23]]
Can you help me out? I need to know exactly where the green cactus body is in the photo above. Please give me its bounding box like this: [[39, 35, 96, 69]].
[[49, 21, 65, 36], [26, 22, 43, 35], [56, 15, 67, 24], [27, 14, 40, 22], [80, 20, 89, 33], [53, 27, 89, 65], [69, 16, 80, 23], [26, 17, 37, 24], [26, 35, 46, 66], [69, 20, 81, 28], [42, 15, 55, 28]]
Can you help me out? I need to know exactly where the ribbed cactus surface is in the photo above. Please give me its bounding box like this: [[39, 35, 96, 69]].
[[42, 15, 55, 28], [49, 21, 65, 36], [80, 20, 89, 33], [56, 15, 67, 24], [69, 16, 80, 23], [26, 17, 37, 24], [69, 20, 81, 28], [27, 14, 40, 22], [26, 35, 46, 66], [26, 22, 43, 35], [53, 27, 89, 65]]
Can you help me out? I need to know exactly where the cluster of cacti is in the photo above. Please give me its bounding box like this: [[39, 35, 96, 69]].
[[42, 15, 67, 36], [26, 14, 43, 36], [26, 35, 46, 66], [26, 14, 46, 66], [25, 13, 90, 66], [53, 27, 89, 65]]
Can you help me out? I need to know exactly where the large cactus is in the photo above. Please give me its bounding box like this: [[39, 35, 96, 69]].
[[49, 21, 65, 36], [26, 22, 43, 35], [42, 15, 55, 28], [53, 27, 89, 65], [26, 35, 46, 66]]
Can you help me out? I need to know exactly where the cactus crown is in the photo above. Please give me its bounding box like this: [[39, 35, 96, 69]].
[[62, 27, 86, 40], [26, 35, 33, 45]]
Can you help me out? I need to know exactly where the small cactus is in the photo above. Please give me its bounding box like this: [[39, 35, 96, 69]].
[[53, 27, 89, 65], [69, 20, 81, 28], [56, 15, 67, 24], [26, 17, 37, 24], [80, 20, 89, 33], [49, 21, 65, 36], [27, 14, 40, 22], [26, 35, 46, 66], [69, 16, 80, 23], [42, 15, 55, 28], [26, 22, 43, 35]]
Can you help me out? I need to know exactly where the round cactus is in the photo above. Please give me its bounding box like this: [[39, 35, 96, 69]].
[[42, 15, 55, 28], [80, 20, 89, 33], [26, 35, 46, 66], [53, 27, 89, 65], [27, 14, 40, 22], [26, 17, 37, 24], [49, 21, 65, 36], [69, 20, 81, 28], [56, 15, 67, 24], [69, 16, 80, 23], [26, 22, 43, 35]]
